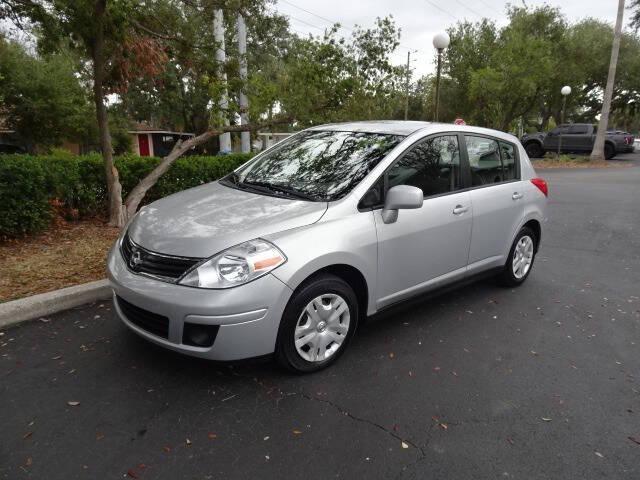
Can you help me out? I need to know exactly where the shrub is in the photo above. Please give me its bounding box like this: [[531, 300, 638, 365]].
[[0, 152, 253, 237], [0, 155, 51, 236]]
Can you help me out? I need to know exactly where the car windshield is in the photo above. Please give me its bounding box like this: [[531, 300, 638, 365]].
[[222, 130, 404, 201]]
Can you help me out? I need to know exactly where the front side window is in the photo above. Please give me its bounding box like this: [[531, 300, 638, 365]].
[[387, 135, 461, 197], [225, 130, 403, 201], [568, 125, 588, 135]]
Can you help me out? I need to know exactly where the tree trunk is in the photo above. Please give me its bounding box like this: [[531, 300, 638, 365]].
[[213, 9, 232, 153], [124, 130, 213, 217], [591, 0, 625, 161], [123, 118, 291, 216], [93, 0, 126, 227], [237, 13, 250, 153]]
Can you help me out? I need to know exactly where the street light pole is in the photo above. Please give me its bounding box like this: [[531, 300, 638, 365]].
[[435, 50, 442, 122], [558, 85, 572, 156], [432, 33, 450, 122], [404, 50, 411, 121]]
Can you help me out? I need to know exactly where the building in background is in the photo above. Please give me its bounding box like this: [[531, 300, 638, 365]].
[[129, 123, 195, 157]]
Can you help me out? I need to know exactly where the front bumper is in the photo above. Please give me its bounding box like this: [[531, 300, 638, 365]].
[[107, 246, 293, 360]]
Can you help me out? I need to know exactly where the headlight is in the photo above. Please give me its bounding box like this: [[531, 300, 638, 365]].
[[178, 239, 286, 289]]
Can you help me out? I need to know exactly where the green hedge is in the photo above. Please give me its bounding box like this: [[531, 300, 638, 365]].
[[0, 152, 253, 237]]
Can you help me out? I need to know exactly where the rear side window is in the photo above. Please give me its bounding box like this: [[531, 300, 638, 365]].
[[387, 135, 461, 197], [466, 136, 502, 186], [466, 135, 519, 185]]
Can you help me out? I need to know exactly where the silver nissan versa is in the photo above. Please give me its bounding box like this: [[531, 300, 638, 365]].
[[108, 121, 548, 372]]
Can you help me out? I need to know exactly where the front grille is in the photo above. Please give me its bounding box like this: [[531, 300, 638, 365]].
[[117, 296, 170, 339], [121, 232, 201, 281]]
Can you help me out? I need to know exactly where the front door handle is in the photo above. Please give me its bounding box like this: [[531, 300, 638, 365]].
[[452, 205, 469, 215], [512, 192, 524, 200]]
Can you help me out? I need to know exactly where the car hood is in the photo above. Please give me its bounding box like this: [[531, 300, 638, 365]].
[[127, 182, 328, 258]]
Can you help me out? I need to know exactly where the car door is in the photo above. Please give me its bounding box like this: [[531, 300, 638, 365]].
[[543, 126, 569, 151], [567, 124, 590, 151], [464, 135, 525, 273], [374, 134, 473, 309]]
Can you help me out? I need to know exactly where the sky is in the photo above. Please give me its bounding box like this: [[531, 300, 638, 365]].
[[273, 0, 627, 77]]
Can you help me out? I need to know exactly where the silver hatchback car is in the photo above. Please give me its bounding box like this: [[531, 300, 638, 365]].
[[108, 121, 548, 372]]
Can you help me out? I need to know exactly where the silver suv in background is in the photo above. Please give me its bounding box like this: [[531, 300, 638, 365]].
[[108, 121, 548, 373]]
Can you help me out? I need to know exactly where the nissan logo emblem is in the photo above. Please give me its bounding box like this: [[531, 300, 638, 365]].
[[129, 248, 143, 269]]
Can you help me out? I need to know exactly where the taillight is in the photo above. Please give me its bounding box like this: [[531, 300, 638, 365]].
[[531, 178, 548, 197]]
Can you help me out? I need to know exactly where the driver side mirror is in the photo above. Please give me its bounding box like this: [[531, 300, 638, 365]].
[[382, 185, 423, 224]]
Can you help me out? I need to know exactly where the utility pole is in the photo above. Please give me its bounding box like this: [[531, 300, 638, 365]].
[[213, 8, 232, 153], [591, 0, 625, 161], [404, 50, 411, 121], [237, 13, 250, 153]]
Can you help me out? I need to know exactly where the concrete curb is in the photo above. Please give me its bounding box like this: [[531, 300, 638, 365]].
[[0, 280, 112, 330]]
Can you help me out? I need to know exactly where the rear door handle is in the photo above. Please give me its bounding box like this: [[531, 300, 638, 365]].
[[452, 205, 469, 215], [512, 192, 523, 200]]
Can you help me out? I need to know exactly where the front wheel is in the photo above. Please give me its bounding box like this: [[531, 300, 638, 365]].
[[276, 274, 358, 373], [499, 227, 537, 287]]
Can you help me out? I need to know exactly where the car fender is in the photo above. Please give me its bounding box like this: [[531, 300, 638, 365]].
[[264, 212, 378, 316]]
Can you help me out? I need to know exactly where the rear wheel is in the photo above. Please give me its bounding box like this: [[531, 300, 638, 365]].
[[524, 142, 545, 158], [276, 274, 358, 373], [604, 143, 616, 160], [499, 227, 537, 287]]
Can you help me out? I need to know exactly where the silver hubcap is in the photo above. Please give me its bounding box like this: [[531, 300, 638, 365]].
[[294, 294, 350, 363], [512, 235, 534, 279]]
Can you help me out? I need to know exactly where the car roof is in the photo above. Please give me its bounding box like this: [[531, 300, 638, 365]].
[[308, 121, 520, 143], [309, 121, 432, 136]]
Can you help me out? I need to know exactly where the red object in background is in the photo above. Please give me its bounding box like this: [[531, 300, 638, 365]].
[[138, 134, 150, 156], [531, 178, 548, 197], [454, 118, 466, 125]]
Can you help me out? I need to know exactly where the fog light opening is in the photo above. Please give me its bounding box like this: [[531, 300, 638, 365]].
[[182, 323, 219, 348]]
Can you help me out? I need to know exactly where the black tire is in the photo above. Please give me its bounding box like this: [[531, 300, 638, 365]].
[[524, 142, 545, 159], [275, 273, 358, 373], [499, 227, 537, 287], [604, 143, 616, 160]]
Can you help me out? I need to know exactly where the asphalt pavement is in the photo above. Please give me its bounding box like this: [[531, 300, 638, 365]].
[[2, 154, 640, 479]]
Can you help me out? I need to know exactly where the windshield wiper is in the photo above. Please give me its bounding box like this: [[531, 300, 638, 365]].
[[241, 180, 319, 201]]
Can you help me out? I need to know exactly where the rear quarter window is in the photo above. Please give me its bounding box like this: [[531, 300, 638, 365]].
[[499, 141, 518, 181]]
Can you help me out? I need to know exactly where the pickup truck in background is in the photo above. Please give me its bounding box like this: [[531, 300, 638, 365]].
[[521, 123, 635, 159]]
